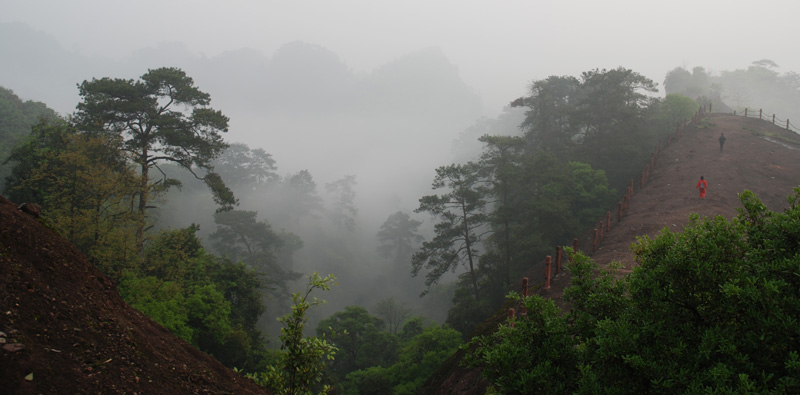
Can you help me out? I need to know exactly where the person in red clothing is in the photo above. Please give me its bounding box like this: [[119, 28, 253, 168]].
[[696, 176, 708, 198]]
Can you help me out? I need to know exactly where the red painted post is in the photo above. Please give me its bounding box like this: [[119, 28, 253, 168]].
[[630, 179, 634, 195], [593, 229, 598, 252], [545, 256, 552, 290], [618, 202, 622, 221], [606, 211, 611, 231], [556, 246, 562, 273], [508, 308, 516, 327]]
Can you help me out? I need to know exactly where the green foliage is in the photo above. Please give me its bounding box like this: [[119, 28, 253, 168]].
[[209, 209, 300, 296], [373, 297, 412, 335], [325, 175, 358, 232], [464, 293, 579, 394], [513, 67, 659, 191], [466, 190, 800, 393], [377, 211, 423, 265], [212, 142, 280, 190], [342, 324, 462, 395], [429, 136, 616, 336], [0, 86, 58, 191], [121, 226, 269, 371], [660, 93, 699, 126], [74, 67, 235, 251], [568, 161, 617, 225], [5, 119, 140, 275], [249, 273, 339, 395], [316, 306, 398, 382], [120, 275, 194, 341], [412, 162, 489, 300]]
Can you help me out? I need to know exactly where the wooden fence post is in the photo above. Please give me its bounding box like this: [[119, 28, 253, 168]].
[[773, 114, 776, 124], [508, 308, 516, 327], [606, 211, 611, 232], [545, 256, 552, 290]]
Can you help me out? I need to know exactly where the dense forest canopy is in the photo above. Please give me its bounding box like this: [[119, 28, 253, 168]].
[[466, 190, 800, 394], [2, 56, 800, 392]]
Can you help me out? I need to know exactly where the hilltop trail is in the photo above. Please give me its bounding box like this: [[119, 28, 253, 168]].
[[423, 113, 800, 394], [540, 113, 800, 305]]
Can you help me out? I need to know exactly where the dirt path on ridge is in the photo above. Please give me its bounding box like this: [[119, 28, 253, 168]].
[[540, 113, 800, 305]]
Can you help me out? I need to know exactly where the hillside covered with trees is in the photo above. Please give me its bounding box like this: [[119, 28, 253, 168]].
[[2, 58, 800, 393]]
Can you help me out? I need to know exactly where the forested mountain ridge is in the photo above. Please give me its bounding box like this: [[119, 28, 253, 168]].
[[3, 112, 796, 394], [420, 113, 800, 394]]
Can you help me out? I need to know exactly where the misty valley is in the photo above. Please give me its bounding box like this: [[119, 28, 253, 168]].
[[3, 41, 800, 394]]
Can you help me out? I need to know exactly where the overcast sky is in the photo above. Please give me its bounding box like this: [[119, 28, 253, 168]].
[[4, 0, 800, 115]]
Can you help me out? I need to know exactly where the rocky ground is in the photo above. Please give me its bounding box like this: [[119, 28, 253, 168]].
[[0, 195, 270, 394]]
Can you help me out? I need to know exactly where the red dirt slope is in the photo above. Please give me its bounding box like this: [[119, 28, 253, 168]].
[[0, 195, 269, 394], [421, 113, 800, 394]]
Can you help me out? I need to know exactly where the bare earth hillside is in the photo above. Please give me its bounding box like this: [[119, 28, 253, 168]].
[[0, 196, 269, 394], [422, 113, 800, 394]]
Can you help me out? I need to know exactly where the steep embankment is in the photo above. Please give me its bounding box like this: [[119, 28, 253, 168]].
[[0, 196, 269, 394], [421, 113, 800, 394]]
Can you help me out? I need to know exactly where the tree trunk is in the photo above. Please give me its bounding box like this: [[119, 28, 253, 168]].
[[135, 150, 149, 255], [462, 203, 480, 301]]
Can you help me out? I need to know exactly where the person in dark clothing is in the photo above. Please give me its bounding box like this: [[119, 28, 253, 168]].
[[719, 133, 727, 152]]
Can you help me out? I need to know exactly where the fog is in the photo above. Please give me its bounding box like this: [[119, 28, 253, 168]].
[[4, 0, 800, 332]]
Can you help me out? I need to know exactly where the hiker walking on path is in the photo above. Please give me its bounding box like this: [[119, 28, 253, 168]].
[[697, 176, 708, 199], [719, 133, 727, 152]]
